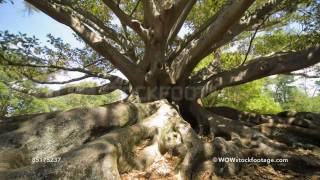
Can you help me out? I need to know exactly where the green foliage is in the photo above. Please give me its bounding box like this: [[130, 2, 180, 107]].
[[195, 0, 320, 114], [193, 52, 244, 74], [253, 30, 320, 56], [0, 82, 50, 117], [281, 88, 320, 112], [220, 53, 243, 70], [186, 0, 226, 29], [79, 0, 112, 22], [272, 75, 295, 104], [272, 75, 320, 112], [192, 54, 214, 73], [203, 73, 320, 114], [203, 78, 283, 114]]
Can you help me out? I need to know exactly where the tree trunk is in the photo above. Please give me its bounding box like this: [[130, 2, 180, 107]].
[[0, 99, 319, 179]]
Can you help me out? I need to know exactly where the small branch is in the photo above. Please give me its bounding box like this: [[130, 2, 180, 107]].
[[241, 17, 268, 66], [1, 55, 113, 80], [102, 0, 148, 41], [83, 58, 104, 68], [22, 73, 92, 85], [241, 28, 259, 66], [285, 72, 320, 79], [130, 0, 141, 17]]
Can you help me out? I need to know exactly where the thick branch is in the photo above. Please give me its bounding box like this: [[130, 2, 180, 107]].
[[195, 45, 320, 98], [102, 0, 148, 41], [142, 0, 158, 28], [189, 51, 222, 84], [171, 0, 255, 83], [54, 0, 128, 49], [4, 79, 129, 98], [68, 6, 126, 46], [169, 0, 284, 64], [165, 0, 197, 44], [26, 0, 144, 85], [209, 0, 285, 53], [167, 12, 220, 64], [64, 5, 139, 61]]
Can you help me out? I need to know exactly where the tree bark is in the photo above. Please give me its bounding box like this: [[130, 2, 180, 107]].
[[1, 100, 320, 179]]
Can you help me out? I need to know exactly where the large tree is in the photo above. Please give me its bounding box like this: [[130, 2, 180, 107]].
[[1, 0, 320, 179]]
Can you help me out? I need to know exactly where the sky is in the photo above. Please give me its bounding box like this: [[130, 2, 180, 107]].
[[0, 0, 81, 47]]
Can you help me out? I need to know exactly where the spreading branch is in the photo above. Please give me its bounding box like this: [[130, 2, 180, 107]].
[[207, 0, 285, 56], [54, 0, 128, 48], [3, 79, 129, 98], [165, 0, 197, 44], [1, 54, 117, 81], [142, 0, 158, 28], [102, 0, 148, 41], [195, 45, 320, 98], [129, 0, 141, 16], [22, 73, 92, 85], [26, 0, 144, 85], [171, 0, 255, 83], [241, 16, 269, 66], [168, 0, 284, 73], [167, 12, 221, 64]]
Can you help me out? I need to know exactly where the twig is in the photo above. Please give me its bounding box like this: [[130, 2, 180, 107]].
[[241, 17, 268, 66], [130, 0, 141, 17]]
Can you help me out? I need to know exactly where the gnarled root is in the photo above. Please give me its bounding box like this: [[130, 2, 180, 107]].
[[1, 101, 320, 179], [0, 100, 206, 179], [202, 107, 320, 177]]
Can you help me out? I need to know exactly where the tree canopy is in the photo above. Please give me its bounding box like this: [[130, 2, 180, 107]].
[[1, 1, 320, 179], [0, 0, 319, 111]]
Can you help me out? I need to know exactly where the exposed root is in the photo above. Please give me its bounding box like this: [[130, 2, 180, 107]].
[[1, 101, 320, 179], [0, 101, 159, 174], [204, 107, 320, 177], [0, 100, 205, 179]]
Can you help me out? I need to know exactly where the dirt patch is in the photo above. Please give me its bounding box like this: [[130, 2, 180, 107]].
[[121, 154, 180, 180], [122, 137, 320, 179]]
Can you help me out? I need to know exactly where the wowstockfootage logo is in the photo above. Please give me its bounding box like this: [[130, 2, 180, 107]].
[[212, 157, 288, 164]]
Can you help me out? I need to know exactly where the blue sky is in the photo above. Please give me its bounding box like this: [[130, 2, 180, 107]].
[[0, 0, 96, 89], [0, 0, 191, 47], [0, 0, 81, 47]]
